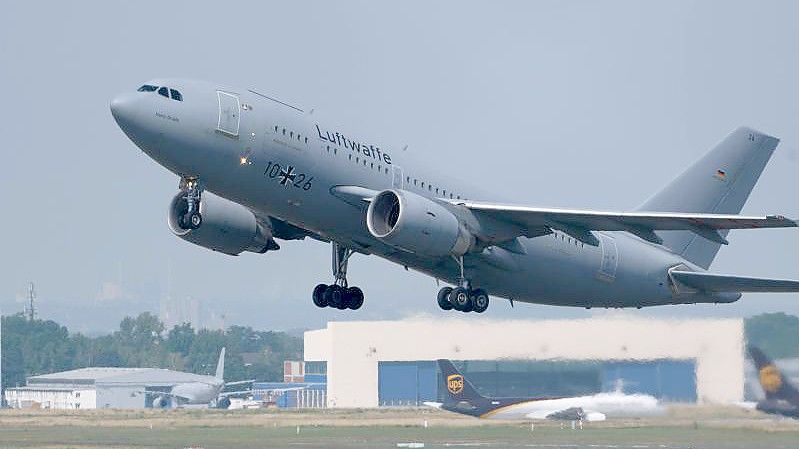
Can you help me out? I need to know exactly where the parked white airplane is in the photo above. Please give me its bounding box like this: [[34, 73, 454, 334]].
[[425, 360, 663, 421], [147, 348, 252, 408], [110, 79, 799, 314]]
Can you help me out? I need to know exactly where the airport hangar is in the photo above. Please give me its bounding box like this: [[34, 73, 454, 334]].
[[4, 368, 213, 409], [304, 317, 745, 408]]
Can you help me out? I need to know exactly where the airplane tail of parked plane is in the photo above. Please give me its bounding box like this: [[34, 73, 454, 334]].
[[436, 359, 495, 416], [438, 359, 488, 403], [749, 346, 799, 405], [215, 347, 225, 380], [637, 127, 780, 269]]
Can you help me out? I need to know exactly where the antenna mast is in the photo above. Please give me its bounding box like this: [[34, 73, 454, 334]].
[[26, 282, 36, 321]]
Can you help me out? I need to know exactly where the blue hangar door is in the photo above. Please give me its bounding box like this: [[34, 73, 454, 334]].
[[378, 361, 437, 406]]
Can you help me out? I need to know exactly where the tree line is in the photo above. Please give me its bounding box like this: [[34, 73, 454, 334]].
[[1, 312, 302, 389]]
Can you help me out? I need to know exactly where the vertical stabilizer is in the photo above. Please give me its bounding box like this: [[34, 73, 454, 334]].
[[749, 346, 799, 404], [637, 127, 779, 268], [437, 359, 488, 404], [215, 347, 226, 380]]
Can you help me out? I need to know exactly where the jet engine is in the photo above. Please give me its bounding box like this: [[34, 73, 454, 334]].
[[152, 395, 170, 408], [366, 189, 474, 257], [168, 191, 275, 255]]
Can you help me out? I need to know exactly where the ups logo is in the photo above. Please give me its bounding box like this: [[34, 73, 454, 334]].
[[447, 374, 464, 395], [760, 364, 783, 393]]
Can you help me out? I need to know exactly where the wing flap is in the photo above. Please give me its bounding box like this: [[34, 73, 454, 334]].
[[671, 271, 799, 293]]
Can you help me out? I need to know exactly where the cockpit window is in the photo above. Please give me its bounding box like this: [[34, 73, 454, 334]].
[[157, 87, 170, 98], [170, 89, 183, 101], [137, 85, 158, 92]]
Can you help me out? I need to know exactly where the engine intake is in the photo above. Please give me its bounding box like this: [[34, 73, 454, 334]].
[[168, 191, 274, 255], [366, 189, 474, 257]]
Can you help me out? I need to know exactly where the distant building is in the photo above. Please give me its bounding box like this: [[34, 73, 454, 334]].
[[304, 318, 745, 408], [4, 367, 214, 409]]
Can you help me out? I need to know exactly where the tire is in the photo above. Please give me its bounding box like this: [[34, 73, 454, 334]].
[[189, 212, 202, 229], [312, 284, 329, 308], [347, 286, 364, 310], [449, 287, 471, 312], [437, 287, 453, 310], [326, 285, 346, 309], [471, 289, 489, 313]]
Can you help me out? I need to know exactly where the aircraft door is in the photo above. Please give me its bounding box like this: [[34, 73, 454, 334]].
[[392, 166, 403, 189], [216, 91, 240, 137]]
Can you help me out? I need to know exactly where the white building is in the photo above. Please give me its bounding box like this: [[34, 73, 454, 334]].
[[304, 317, 745, 408], [5, 367, 213, 409]]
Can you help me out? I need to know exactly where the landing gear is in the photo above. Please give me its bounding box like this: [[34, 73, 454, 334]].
[[311, 243, 366, 311], [435, 256, 491, 313], [178, 177, 203, 230]]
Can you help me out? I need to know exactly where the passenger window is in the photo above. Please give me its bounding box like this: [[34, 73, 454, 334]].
[[157, 87, 169, 98], [169, 89, 183, 101], [137, 85, 158, 92]]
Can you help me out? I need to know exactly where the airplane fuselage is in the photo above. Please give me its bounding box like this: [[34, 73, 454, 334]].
[[111, 79, 739, 308], [443, 392, 663, 420]]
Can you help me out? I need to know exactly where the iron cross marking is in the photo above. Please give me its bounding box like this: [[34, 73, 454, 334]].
[[278, 166, 297, 186]]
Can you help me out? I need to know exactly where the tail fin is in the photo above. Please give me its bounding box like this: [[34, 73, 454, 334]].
[[215, 347, 225, 380], [437, 359, 487, 403], [748, 346, 799, 404], [637, 127, 780, 269]]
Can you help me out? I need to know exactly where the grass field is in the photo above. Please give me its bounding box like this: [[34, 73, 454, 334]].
[[1, 406, 797, 449]]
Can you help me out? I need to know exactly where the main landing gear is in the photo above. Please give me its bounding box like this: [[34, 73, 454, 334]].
[[312, 242, 365, 311], [436, 255, 490, 313], [178, 177, 203, 230]]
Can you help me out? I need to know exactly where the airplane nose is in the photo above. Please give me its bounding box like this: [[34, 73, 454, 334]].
[[110, 94, 133, 123]]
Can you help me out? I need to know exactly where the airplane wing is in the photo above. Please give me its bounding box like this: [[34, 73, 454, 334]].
[[457, 201, 796, 246], [218, 389, 254, 398], [670, 271, 799, 292], [137, 390, 191, 401], [224, 379, 255, 387]]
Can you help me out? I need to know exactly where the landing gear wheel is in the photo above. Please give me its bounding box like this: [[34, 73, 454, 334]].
[[325, 285, 347, 309], [189, 212, 202, 229], [437, 287, 454, 310], [346, 287, 364, 310], [449, 287, 472, 312], [471, 289, 489, 313], [312, 284, 328, 308]]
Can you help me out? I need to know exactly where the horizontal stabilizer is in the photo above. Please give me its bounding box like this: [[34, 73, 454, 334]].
[[671, 271, 799, 293]]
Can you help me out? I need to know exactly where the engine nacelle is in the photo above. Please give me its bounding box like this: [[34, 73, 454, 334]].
[[168, 191, 274, 256], [152, 395, 170, 408], [366, 189, 474, 257]]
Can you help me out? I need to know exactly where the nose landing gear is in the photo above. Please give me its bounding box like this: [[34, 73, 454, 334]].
[[178, 177, 203, 230], [435, 255, 490, 313], [311, 243, 365, 311]]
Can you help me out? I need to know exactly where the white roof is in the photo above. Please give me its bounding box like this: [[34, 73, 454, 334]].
[[28, 367, 214, 386]]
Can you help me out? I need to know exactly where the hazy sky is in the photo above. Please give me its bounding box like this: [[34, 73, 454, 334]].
[[2, 1, 798, 334]]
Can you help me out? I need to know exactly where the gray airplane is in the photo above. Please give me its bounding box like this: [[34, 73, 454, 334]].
[[110, 79, 799, 313], [147, 348, 252, 408]]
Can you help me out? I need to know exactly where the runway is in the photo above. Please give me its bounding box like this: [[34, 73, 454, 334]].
[[1, 405, 797, 449]]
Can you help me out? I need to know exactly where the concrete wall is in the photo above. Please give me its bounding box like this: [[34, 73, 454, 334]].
[[96, 385, 146, 409], [304, 317, 744, 408]]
